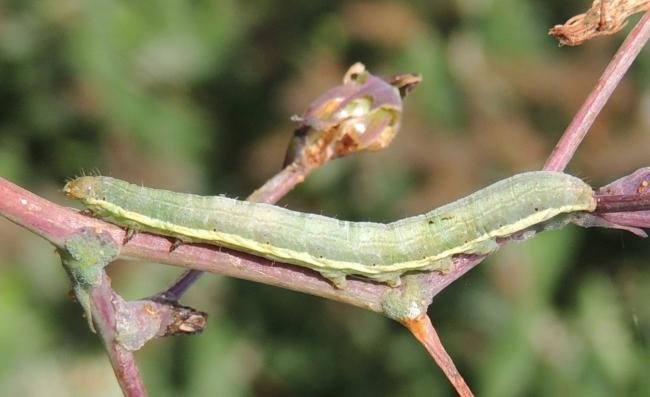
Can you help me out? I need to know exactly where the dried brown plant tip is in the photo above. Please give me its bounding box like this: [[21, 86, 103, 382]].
[[549, 0, 650, 46], [162, 302, 208, 336], [389, 72, 423, 98], [284, 62, 421, 167]]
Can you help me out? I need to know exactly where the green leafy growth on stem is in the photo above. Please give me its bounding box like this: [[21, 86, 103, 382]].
[[381, 275, 433, 321], [58, 228, 120, 331]]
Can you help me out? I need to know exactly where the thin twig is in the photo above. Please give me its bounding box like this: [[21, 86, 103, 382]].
[[91, 273, 148, 397], [596, 193, 650, 212], [544, 11, 650, 172], [403, 315, 473, 397]]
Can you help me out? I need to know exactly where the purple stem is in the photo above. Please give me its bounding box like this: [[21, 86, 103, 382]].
[[160, 269, 205, 302], [596, 194, 650, 213], [544, 11, 650, 172], [91, 273, 148, 397]]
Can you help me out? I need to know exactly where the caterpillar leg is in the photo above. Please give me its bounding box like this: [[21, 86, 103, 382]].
[[169, 238, 184, 252], [79, 208, 94, 217], [366, 272, 402, 287], [320, 270, 347, 289], [123, 227, 138, 245]]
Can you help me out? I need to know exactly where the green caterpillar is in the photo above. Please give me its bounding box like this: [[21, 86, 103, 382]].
[[63, 171, 596, 287]]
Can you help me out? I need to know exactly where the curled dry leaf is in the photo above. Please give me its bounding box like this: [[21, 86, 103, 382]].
[[549, 0, 650, 46], [283, 62, 421, 167]]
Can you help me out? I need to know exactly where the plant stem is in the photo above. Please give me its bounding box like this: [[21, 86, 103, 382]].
[[403, 315, 473, 397], [91, 273, 148, 397], [544, 11, 650, 172]]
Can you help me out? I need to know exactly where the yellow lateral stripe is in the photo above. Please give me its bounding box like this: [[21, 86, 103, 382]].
[[87, 197, 593, 276]]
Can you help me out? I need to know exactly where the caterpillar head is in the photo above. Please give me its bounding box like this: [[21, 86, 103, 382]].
[[63, 176, 100, 201]]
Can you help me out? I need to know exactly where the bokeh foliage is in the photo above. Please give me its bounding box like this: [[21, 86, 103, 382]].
[[0, 1, 649, 396]]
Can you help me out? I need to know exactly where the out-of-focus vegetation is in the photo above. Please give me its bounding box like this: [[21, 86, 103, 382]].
[[0, 1, 649, 396]]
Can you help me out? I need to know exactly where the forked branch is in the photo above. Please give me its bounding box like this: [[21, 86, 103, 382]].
[[1, 11, 650, 395]]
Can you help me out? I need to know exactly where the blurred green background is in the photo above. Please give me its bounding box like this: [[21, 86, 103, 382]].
[[1, 1, 649, 396]]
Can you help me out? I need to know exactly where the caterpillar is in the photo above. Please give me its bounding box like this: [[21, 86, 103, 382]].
[[63, 171, 596, 287]]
